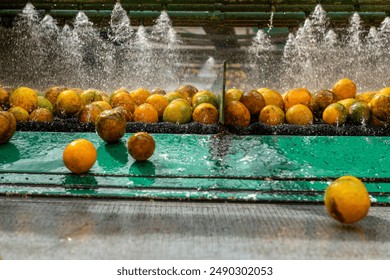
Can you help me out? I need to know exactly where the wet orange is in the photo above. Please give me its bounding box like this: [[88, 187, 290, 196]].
[[192, 103, 219, 124], [337, 98, 357, 112], [331, 78, 357, 100], [376, 87, 390, 95], [44, 86, 68, 106], [224, 101, 251, 127], [256, 88, 284, 110], [322, 103, 348, 126], [29, 108, 54, 122], [324, 175, 370, 224], [63, 138, 97, 174], [175, 84, 198, 101], [283, 88, 312, 111], [0, 111, 16, 144], [37, 96, 54, 112], [10, 87, 38, 113], [225, 88, 244, 105], [133, 103, 159, 123], [146, 94, 169, 119], [80, 89, 108, 105], [95, 107, 127, 143], [93, 101, 112, 111], [78, 103, 104, 123], [349, 101, 371, 125], [55, 89, 83, 117], [259, 105, 285, 126], [369, 92, 390, 122], [240, 90, 266, 115], [285, 104, 313, 125], [0, 86, 11, 109], [163, 99, 192, 124], [164, 91, 185, 103], [192, 90, 218, 108], [356, 91, 377, 104], [127, 132, 156, 161], [150, 88, 167, 96], [130, 88, 151, 106], [110, 90, 136, 121], [372, 115, 388, 127], [8, 106, 29, 122], [309, 90, 336, 118]]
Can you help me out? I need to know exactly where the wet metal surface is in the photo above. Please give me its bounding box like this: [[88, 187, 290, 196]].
[[0, 196, 389, 260], [0, 132, 389, 203]]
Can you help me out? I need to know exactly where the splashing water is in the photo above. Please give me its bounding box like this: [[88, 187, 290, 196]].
[[2, 3, 390, 94], [275, 4, 390, 93], [245, 29, 273, 90], [0, 3, 184, 92]]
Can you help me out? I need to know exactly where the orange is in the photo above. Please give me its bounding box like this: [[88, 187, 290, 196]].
[[376, 87, 390, 95], [285, 104, 313, 125], [175, 84, 198, 101], [240, 90, 266, 115], [150, 88, 166, 95], [369, 92, 390, 122], [127, 132, 155, 161], [0, 111, 16, 144], [78, 103, 104, 123], [191, 90, 218, 108], [164, 91, 185, 103], [110, 90, 136, 121], [163, 99, 192, 124], [63, 138, 97, 174], [0, 105, 3, 111], [349, 101, 371, 125], [146, 94, 169, 118], [0, 86, 11, 109], [71, 88, 84, 95], [372, 115, 388, 127], [256, 88, 284, 109], [283, 88, 312, 111], [93, 101, 112, 111], [225, 88, 244, 105], [44, 86, 68, 106], [55, 89, 83, 117], [356, 91, 377, 104], [259, 105, 285, 126], [192, 103, 219, 124], [10, 87, 38, 113], [8, 106, 29, 122], [130, 88, 151, 106], [309, 89, 336, 118], [324, 175, 370, 224], [322, 103, 348, 126], [337, 98, 357, 112], [80, 89, 108, 105], [133, 103, 159, 123], [95, 107, 127, 143], [29, 108, 54, 122], [37, 96, 54, 112], [224, 101, 251, 127], [331, 78, 357, 100]]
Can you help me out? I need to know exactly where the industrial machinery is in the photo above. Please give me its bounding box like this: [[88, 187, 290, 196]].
[[0, 1, 389, 259]]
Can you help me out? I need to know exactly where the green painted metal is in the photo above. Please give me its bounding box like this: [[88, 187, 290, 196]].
[[0, 0, 389, 27], [0, 132, 389, 203]]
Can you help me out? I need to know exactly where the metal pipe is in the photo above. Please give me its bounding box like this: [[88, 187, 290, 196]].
[[0, 9, 387, 20]]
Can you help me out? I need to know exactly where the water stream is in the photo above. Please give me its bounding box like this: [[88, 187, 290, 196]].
[[1, 3, 390, 94]]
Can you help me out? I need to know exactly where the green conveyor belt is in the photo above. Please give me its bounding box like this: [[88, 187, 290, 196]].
[[0, 132, 389, 203]]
